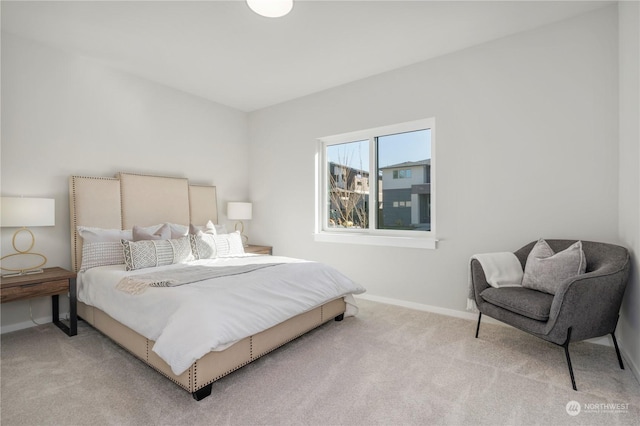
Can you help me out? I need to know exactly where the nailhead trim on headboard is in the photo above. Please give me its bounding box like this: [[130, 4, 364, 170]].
[[69, 175, 122, 272], [69, 172, 218, 273]]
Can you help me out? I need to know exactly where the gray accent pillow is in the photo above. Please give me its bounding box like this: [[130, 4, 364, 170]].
[[189, 220, 218, 235], [132, 223, 171, 241], [521, 239, 586, 294]]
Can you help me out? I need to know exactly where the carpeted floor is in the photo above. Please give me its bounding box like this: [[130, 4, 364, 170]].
[[1, 299, 639, 425]]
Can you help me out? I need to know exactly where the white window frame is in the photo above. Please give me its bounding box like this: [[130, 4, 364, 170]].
[[314, 118, 437, 249]]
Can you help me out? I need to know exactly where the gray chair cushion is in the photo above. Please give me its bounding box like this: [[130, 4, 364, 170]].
[[480, 287, 554, 321]]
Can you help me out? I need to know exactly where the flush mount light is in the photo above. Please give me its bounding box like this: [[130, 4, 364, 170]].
[[247, 0, 293, 18]]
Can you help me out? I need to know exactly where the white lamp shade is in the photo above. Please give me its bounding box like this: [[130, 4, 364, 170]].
[[227, 202, 252, 221], [1, 197, 55, 227], [247, 0, 293, 18]]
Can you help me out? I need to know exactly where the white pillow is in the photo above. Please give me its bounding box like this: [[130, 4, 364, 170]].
[[121, 236, 194, 271], [77, 224, 166, 243], [521, 239, 587, 294], [77, 226, 132, 243], [190, 231, 244, 259]]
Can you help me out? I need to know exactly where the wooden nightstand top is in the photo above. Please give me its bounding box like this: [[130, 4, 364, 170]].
[[244, 245, 273, 255], [1, 267, 76, 289]]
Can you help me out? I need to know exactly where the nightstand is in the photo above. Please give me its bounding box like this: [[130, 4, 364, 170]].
[[244, 244, 273, 255], [0, 267, 77, 336]]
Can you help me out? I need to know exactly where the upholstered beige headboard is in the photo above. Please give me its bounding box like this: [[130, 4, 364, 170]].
[[69, 172, 218, 272]]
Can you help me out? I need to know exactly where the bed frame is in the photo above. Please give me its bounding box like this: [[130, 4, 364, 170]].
[[69, 172, 346, 400]]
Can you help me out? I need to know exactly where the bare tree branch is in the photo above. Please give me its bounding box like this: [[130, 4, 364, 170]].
[[328, 154, 369, 228]]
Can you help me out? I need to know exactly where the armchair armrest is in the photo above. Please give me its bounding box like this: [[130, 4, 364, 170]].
[[470, 259, 491, 307], [544, 262, 630, 342]]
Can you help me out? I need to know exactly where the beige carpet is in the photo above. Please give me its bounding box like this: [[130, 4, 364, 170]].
[[1, 299, 639, 425]]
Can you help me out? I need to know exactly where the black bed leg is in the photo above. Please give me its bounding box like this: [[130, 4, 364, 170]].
[[475, 312, 482, 338], [192, 384, 213, 401], [334, 314, 344, 322]]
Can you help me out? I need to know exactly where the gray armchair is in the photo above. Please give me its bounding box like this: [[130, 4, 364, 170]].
[[471, 239, 630, 391]]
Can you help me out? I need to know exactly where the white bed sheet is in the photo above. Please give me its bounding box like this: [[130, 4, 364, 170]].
[[78, 255, 365, 375]]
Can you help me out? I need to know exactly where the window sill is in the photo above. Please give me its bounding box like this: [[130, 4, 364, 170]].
[[313, 232, 437, 249]]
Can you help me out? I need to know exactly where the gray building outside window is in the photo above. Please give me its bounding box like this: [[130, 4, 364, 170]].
[[379, 159, 431, 231]]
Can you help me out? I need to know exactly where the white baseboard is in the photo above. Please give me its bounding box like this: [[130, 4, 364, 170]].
[[357, 293, 483, 321], [1, 316, 52, 334]]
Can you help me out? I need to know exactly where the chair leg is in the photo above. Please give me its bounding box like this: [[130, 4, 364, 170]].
[[611, 332, 625, 370], [475, 312, 482, 338], [562, 327, 577, 391]]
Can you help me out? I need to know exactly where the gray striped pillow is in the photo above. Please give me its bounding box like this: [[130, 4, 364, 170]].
[[121, 237, 194, 271]]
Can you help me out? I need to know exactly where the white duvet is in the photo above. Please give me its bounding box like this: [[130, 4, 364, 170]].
[[78, 255, 365, 375]]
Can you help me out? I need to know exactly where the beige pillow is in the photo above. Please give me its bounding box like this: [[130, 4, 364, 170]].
[[522, 239, 586, 294], [132, 223, 171, 241]]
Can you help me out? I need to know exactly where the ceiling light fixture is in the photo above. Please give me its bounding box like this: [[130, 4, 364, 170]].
[[247, 0, 293, 18]]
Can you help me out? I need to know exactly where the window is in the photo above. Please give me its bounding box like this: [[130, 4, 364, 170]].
[[393, 169, 412, 179], [315, 118, 435, 249]]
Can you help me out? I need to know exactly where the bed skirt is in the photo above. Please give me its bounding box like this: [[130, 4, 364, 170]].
[[78, 297, 346, 399]]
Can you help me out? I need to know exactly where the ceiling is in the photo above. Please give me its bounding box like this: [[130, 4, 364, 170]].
[[1, 1, 613, 112]]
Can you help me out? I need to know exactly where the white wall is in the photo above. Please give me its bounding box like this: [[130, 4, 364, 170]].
[[1, 33, 250, 332], [249, 5, 632, 349], [618, 1, 640, 380]]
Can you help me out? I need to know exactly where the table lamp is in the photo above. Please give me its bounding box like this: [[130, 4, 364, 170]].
[[1, 197, 55, 276], [227, 202, 252, 246]]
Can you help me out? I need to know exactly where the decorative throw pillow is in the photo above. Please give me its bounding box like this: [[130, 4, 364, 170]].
[[189, 220, 218, 235], [521, 239, 587, 295], [167, 223, 189, 239], [190, 231, 245, 260], [132, 223, 171, 241], [189, 224, 204, 236], [189, 232, 215, 259], [121, 236, 194, 271], [80, 241, 125, 271], [162, 223, 217, 239]]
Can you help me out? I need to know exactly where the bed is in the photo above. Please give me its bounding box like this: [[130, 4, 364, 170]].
[[69, 172, 365, 400]]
